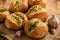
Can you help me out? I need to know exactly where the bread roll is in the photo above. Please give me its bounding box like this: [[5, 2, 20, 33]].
[[5, 12, 28, 30], [10, 0, 28, 12], [0, 7, 10, 22], [26, 5, 49, 21], [28, 0, 47, 8], [24, 18, 48, 38]]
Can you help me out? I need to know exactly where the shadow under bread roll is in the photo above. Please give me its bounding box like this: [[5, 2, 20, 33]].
[[5, 12, 28, 30], [9, 0, 28, 12], [26, 5, 49, 22], [0, 7, 10, 23], [28, 0, 47, 8], [24, 18, 48, 38]]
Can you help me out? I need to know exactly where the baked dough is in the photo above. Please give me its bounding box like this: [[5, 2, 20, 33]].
[[24, 18, 48, 38], [0, 7, 10, 22], [28, 0, 47, 8], [5, 12, 28, 30], [26, 5, 49, 21], [9, 0, 28, 12]]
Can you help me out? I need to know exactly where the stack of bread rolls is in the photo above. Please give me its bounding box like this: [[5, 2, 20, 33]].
[[0, 0, 49, 39]]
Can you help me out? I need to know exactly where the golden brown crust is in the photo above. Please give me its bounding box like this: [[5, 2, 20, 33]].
[[20, 2, 28, 12], [28, 0, 47, 8], [26, 5, 49, 21], [5, 12, 28, 30], [28, 12, 48, 21], [30, 25, 48, 38], [0, 11, 10, 22], [9, 0, 28, 12], [5, 17, 20, 30], [24, 19, 48, 38]]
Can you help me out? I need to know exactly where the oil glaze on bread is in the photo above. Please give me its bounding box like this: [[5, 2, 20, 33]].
[[24, 18, 48, 38], [26, 5, 49, 21], [5, 12, 28, 30]]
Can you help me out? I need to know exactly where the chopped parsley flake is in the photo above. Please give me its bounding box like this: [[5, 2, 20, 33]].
[[30, 5, 43, 13], [28, 21, 39, 32], [0, 8, 7, 12], [14, 1, 18, 7]]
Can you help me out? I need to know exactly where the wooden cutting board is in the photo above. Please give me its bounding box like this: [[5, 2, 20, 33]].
[[0, 0, 60, 40]]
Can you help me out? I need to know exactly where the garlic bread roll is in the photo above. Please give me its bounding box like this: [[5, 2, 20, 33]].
[[28, 0, 47, 8], [26, 5, 49, 21], [24, 18, 48, 38], [10, 0, 28, 12], [0, 7, 10, 22], [5, 12, 28, 30]]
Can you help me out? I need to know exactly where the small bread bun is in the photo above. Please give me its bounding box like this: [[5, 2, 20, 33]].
[[24, 18, 48, 38], [10, 0, 28, 12], [5, 12, 28, 30], [0, 7, 10, 22], [28, 0, 47, 8], [26, 5, 49, 21]]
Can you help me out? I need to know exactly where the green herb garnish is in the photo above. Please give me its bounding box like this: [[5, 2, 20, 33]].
[[11, 13, 23, 25], [12, 15, 20, 23], [0, 8, 7, 12], [14, 1, 18, 7], [14, 1, 20, 10], [15, 13, 24, 19], [30, 5, 43, 13], [28, 21, 39, 32]]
